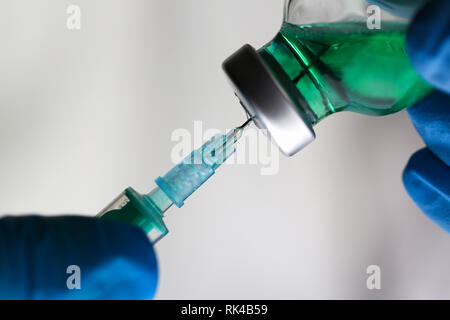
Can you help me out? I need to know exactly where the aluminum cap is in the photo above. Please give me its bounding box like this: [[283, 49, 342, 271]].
[[222, 44, 315, 156]]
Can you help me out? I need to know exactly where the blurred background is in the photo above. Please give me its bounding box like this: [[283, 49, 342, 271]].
[[0, 0, 449, 299]]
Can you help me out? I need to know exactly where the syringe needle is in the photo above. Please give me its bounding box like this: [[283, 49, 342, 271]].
[[239, 117, 253, 130], [226, 118, 254, 144], [202, 118, 254, 168]]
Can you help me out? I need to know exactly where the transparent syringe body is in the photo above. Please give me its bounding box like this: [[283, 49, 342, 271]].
[[98, 124, 246, 244]]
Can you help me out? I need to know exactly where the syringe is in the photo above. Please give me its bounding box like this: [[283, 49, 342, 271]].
[[97, 119, 252, 243]]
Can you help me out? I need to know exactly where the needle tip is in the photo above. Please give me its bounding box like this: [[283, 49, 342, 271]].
[[239, 118, 253, 130]]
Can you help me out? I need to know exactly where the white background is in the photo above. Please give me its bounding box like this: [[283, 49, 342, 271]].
[[0, 0, 448, 299]]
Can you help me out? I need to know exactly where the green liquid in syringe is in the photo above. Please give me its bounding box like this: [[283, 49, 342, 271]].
[[261, 22, 433, 124]]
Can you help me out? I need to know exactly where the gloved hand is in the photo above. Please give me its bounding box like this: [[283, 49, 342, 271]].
[[369, 0, 449, 231], [402, 0, 450, 231], [0, 216, 158, 299]]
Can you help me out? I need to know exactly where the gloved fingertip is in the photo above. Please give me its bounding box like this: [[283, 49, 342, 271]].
[[403, 149, 450, 232], [407, 0, 450, 94], [407, 91, 450, 166]]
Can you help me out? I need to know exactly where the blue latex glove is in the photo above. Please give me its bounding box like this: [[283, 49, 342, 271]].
[[0, 216, 158, 299], [402, 0, 450, 230], [369, 0, 449, 231]]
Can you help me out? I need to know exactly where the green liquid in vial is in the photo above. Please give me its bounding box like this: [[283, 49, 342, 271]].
[[260, 22, 433, 124]]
